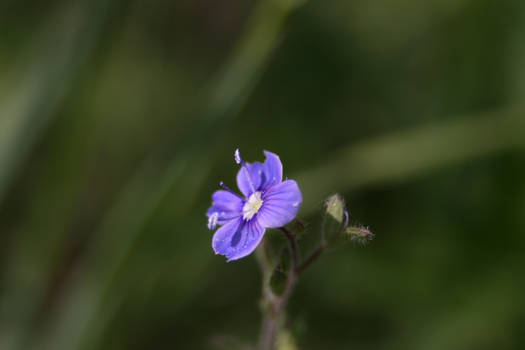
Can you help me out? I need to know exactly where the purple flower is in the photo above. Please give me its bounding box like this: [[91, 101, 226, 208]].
[[206, 149, 303, 261]]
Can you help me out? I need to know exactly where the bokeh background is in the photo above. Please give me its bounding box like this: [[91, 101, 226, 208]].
[[1, 0, 525, 349]]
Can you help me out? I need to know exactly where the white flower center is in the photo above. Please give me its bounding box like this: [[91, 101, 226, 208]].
[[243, 191, 263, 220]]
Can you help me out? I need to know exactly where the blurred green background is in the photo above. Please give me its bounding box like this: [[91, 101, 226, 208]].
[[1, 0, 525, 349]]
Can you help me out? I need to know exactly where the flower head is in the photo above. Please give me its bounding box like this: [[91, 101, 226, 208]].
[[206, 149, 303, 261]]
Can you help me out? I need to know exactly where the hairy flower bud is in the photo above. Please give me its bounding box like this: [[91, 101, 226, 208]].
[[345, 226, 374, 245]]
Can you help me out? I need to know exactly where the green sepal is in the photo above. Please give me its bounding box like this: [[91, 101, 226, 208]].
[[291, 219, 307, 237]]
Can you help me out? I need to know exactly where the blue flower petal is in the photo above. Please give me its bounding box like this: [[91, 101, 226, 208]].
[[206, 190, 243, 227], [257, 180, 302, 228], [236, 162, 265, 197], [262, 150, 282, 188], [212, 218, 266, 261], [236, 151, 283, 196]]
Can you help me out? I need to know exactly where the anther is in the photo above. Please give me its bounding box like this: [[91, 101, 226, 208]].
[[234, 148, 242, 164], [208, 212, 219, 230]]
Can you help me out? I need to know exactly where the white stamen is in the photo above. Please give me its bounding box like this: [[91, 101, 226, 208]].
[[208, 212, 219, 230], [243, 192, 263, 220]]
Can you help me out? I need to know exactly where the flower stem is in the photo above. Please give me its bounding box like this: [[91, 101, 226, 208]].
[[257, 227, 299, 350], [258, 269, 297, 350], [259, 312, 280, 350], [280, 226, 298, 270], [295, 244, 325, 274], [257, 223, 328, 350]]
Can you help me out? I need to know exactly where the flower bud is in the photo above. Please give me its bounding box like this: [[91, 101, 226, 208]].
[[323, 194, 348, 244], [345, 226, 374, 245], [325, 194, 345, 223]]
